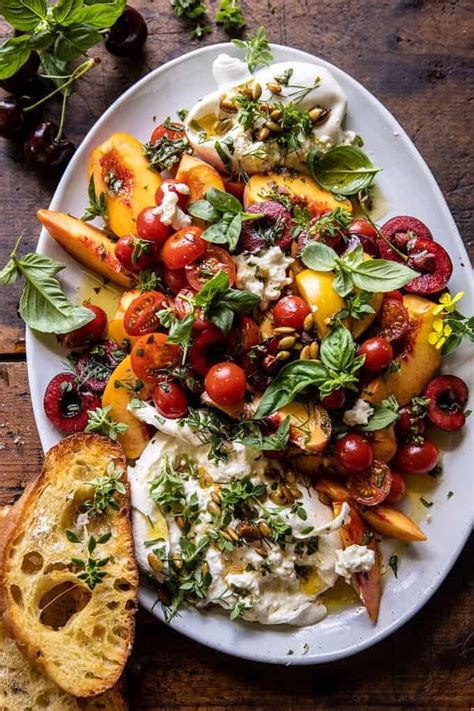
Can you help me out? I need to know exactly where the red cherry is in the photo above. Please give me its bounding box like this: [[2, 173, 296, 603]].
[[321, 388, 346, 410], [43, 373, 101, 434], [358, 337, 394, 372], [335, 433, 374, 473], [273, 296, 311, 331]]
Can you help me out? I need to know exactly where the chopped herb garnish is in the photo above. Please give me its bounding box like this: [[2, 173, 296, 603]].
[[388, 554, 399, 578], [419, 497, 433, 509]]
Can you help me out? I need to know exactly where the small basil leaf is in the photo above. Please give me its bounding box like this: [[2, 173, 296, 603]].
[[362, 396, 400, 432], [308, 145, 381, 196], [206, 187, 242, 214], [320, 324, 355, 371], [255, 360, 327, 419], [167, 312, 195, 346], [201, 222, 229, 244], [61, 0, 126, 27], [333, 269, 353, 297], [214, 140, 233, 177], [54, 24, 102, 62], [194, 270, 229, 307], [226, 212, 242, 252], [0, 36, 32, 80], [0, 0, 47, 31], [19, 276, 94, 333], [188, 200, 221, 222], [0, 258, 19, 286], [301, 241, 337, 272], [207, 303, 234, 335], [51, 0, 78, 23], [220, 288, 260, 312], [351, 259, 418, 292]]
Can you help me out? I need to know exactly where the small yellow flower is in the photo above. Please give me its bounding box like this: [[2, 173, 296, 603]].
[[428, 319, 453, 349], [433, 290, 464, 316]]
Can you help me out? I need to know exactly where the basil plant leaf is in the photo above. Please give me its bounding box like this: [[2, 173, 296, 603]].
[[238, 416, 290, 451], [54, 24, 102, 62], [59, 0, 126, 27], [206, 187, 242, 214], [0, 258, 19, 286], [0, 36, 32, 80], [201, 223, 229, 245], [0, 0, 47, 31], [319, 324, 356, 371], [188, 200, 221, 222], [351, 259, 418, 292], [362, 396, 400, 432], [255, 360, 327, 419], [301, 241, 337, 272], [307, 145, 381, 196], [19, 274, 95, 333]]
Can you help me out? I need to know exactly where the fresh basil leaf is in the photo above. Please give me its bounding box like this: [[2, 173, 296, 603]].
[[51, 0, 78, 23], [238, 416, 290, 451], [362, 395, 400, 431], [320, 324, 356, 371], [201, 222, 229, 245], [167, 312, 195, 346], [54, 24, 102, 62], [206, 187, 242, 215], [214, 140, 233, 177], [0, 36, 32, 80], [207, 303, 234, 334], [333, 268, 353, 298], [226, 212, 242, 252], [255, 360, 327, 419], [188, 200, 221, 222], [194, 270, 229, 307], [351, 259, 418, 292], [0, 0, 47, 30], [0, 258, 19, 285], [61, 0, 126, 27], [301, 241, 337, 272], [220, 287, 260, 312], [307, 145, 381, 196]]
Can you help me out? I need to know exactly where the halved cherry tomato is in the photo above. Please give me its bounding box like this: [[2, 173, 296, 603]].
[[155, 179, 189, 210], [124, 291, 167, 337], [136, 207, 170, 245], [204, 362, 247, 406], [131, 333, 180, 384], [375, 297, 409, 342], [185, 245, 236, 290], [385, 471, 406, 504], [150, 121, 185, 144], [153, 379, 189, 418], [164, 267, 189, 295], [174, 287, 212, 331], [347, 460, 392, 506], [189, 326, 226, 377], [161, 226, 207, 270]]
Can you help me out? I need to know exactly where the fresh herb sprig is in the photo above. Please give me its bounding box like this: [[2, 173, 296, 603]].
[[307, 145, 380, 196], [215, 0, 246, 32], [232, 26, 273, 73], [194, 269, 260, 334], [85, 406, 128, 441], [236, 416, 290, 451], [66, 529, 112, 590], [82, 461, 126, 517], [81, 175, 108, 223], [362, 395, 399, 432]]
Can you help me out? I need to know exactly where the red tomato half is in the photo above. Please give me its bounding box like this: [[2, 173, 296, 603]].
[[161, 226, 207, 270], [174, 287, 212, 331], [186, 246, 236, 290], [131, 333, 180, 384], [124, 291, 167, 336], [347, 460, 392, 506], [151, 121, 185, 144]]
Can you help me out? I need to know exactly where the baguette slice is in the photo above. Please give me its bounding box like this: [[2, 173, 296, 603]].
[[1, 433, 138, 698], [0, 619, 128, 710]]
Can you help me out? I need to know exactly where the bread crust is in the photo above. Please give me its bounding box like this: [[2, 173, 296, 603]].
[[1, 433, 138, 698]]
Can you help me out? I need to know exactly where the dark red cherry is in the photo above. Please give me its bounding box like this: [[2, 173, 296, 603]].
[[0, 97, 26, 139], [104, 5, 148, 56], [24, 121, 75, 174], [0, 51, 40, 93]]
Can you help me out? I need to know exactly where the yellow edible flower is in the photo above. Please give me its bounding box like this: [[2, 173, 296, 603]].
[[433, 290, 464, 316], [428, 319, 453, 349]]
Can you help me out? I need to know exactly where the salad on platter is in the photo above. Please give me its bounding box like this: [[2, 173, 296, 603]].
[[3, 32, 472, 629]]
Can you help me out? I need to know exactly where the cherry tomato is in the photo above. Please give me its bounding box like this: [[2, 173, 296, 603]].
[[186, 245, 236, 290], [131, 332, 180, 384], [384, 289, 403, 302], [163, 267, 188, 294], [150, 121, 185, 144], [385, 471, 407, 504], [347, 460, 392, 506], [136, 207, 170, 246], [115, 235, 156, 272], [358, 336, 394, 372], [189, 326, 226, 376], [273, 295, 311, 331], [204, 362, 247, 406], [335, 433, 374, 473], [395, 405, 426, 441], [238, 315, 261, 352], [394, 440, 440, 474], [321, 388, 346, 410], [152, 379, 188, 419], [161, 226, 207, 270], [375, 297, 409, 342], [174, 287, 212, 331], [59, 304, 107, 349], [124, 291, 167, 336], [155, 179, 189, 210]]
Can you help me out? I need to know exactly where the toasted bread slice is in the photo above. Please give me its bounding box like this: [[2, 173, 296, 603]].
[[0, 619, 128, 710], [1, 434, 138, 698]]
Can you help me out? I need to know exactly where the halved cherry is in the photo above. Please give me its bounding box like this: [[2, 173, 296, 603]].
[[239, 201, 293, 253], [186, 246, 236, 290], [424, 375, 469, 431], [404, 238, 453, 295], [43, 373, 101, 434], [347, 460, 392, 506], [131, 332, 181, 384], [375, 297, 409, 342], [378, 216, 433, 262], [189, 326, 226, 377], [124, 291, 167, 336]]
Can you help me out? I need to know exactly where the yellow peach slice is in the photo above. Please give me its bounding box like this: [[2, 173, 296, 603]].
[[358, 504, 427, 542], [243, 172, 352, 213], [175, 154, 225, 201]]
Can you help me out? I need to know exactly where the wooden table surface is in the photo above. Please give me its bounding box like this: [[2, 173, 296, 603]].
[[1, 1, 473, 708]]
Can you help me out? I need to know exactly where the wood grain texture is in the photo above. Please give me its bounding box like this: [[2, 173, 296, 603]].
[[0, 0, 473, 708]]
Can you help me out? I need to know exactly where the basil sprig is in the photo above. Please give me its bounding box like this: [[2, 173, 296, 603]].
[[188, 187, 261, 252], [302, 242, 417, 297], [194, 270, 259, 334], [255, 324, 364, 418], [361, 395, 400, 432], [0, 244, 94, 333], [307, 145, 380, 196], [237, 416, 290, 451]]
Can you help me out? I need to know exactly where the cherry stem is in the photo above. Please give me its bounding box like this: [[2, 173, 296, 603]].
[[24, 57, 100, 114], [55, 87, 69, 142], [359, 201, 408, 262]]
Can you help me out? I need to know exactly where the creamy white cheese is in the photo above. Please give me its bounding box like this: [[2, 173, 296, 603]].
[[152, 182, 191, 230], [343, 399, 374, 427], [186, 57, 353, 175], [335, 544, 375, 583], [128, 403, 347, 627], [233, 246, 293, 310]]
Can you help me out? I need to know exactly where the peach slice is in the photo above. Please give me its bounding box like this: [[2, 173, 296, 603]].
[[243, 171, 352, 212], [364, 294, 441, 406], [175, 154, 225, 201], [269, 400, 332, 453], [370, 425, 397, 463], [102, 355, 151, 460], [314, 477, 349, 502], [37, 209, 134, 288], [106, 289, 141, 348], [358, 504, 427, 542], [88, 132, 162, 238]]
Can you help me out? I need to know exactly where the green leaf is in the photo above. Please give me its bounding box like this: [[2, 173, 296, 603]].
[[319, 324, 356, 371], [206, 187, 242, 214], [65, 529, 80, 543], [188, 199, 220, 222], [51, 0, 78, 23], [238, 416, 290, 451], [307, 145, 381, 196], [351, 259, 418, 292], [333, 268, 353, 298], [59, 0, 126, 26], [201, 222, 229, 245], [54, 23, 102, 62], [194, 270, 229, 307], [39, 49, 68, 87], [0, 36, 32, 80], [0, 258, 19, 286], [231, 26, 273, 73], [362, 395, 400, 431], [207, 303, 234, 334], [226, 212, 242, 252], [301, 241, 337, 272], [0, 0, 47, 30], [219, 287, 259, 312], [255, 360, 327, 418], [167, 312, 195, 345]]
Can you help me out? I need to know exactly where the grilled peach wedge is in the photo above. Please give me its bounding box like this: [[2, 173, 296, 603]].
[[176, 154, 225, 201], [268, 400, 332, 453], [37, 209, 134, 288], [243, 171, 352, 213], [88, 132, 162, 238], [106, 289, 141, 348]]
